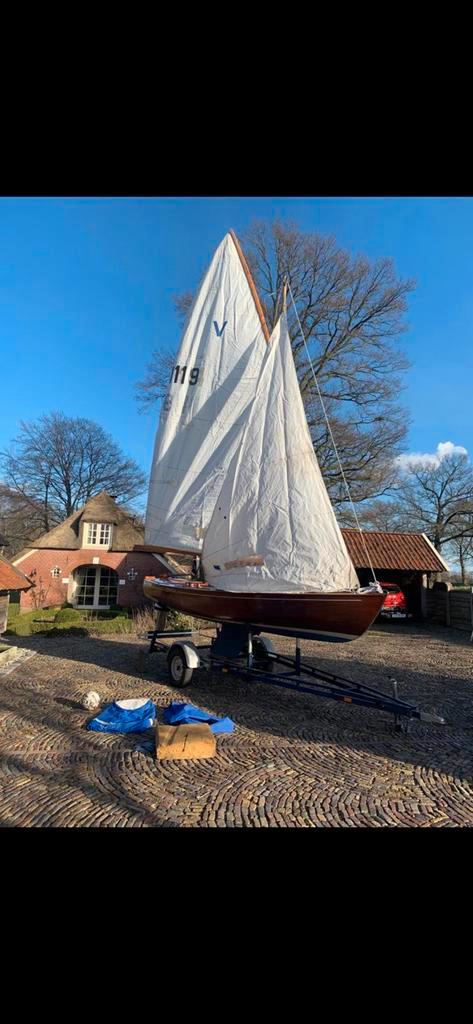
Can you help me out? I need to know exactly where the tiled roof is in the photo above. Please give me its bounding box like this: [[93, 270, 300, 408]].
[[0, 554, 33, 591], [341, 529, 448, 572]]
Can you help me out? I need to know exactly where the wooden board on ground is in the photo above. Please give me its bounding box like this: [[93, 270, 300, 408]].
[[156, 722, 216, 760]]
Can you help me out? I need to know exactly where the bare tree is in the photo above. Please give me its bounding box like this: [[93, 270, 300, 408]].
[[367, 453, 473, 551], [29, 575, 52, 611], [0, 484, 45, 556], [0, 412, 147, 534], [136, 349, 176, 411], [448, 530, 473, 585], [340, 496, 405, 532], [136, 219, 414, 504]]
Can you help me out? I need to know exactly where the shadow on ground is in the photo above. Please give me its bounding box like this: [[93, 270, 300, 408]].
[[2, 623, 473, 793]]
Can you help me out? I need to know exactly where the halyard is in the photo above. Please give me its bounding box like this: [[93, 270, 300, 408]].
[[0, 622, 472, 827]]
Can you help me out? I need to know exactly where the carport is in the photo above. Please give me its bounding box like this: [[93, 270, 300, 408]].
[[341, 530, 449, 619]]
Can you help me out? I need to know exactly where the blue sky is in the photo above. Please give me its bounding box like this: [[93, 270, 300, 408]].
[[0, 196, 470, 508]]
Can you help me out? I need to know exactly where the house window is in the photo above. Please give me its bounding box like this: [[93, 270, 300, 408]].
[[51, 566, 61, 578], [99, 523, 110, 545], [86, 524, 97, 545], [76, 566, 96, 605], [84, 522, 112, 548], [75, 566, 118, 608]]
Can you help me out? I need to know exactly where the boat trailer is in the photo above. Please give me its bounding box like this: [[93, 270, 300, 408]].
[[147, 619, 445, 728]]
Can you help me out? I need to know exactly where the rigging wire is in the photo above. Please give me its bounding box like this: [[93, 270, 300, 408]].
[[286, 280, 378, 586]]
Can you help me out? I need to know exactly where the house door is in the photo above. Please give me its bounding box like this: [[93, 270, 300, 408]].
[[75, 566, 118, 608]]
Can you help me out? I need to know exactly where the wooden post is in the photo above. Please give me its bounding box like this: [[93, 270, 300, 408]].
[[420, 573, 428, 619], [0, 593, 9, 635], [229, 230, 271, 343], [445, 587, 451, 627]]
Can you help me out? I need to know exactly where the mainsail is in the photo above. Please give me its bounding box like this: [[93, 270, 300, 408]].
[[145, 233, 268, 553], [202, 313, 359, 592]]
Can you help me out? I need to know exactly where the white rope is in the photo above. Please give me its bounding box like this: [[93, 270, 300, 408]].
[[286, 281, 378, 586]]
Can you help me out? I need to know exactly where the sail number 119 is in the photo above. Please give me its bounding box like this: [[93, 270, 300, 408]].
[[172, 365, 200, 385]]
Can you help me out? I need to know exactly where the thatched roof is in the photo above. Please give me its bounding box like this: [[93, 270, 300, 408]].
[[17, 492, 144, 554], [81, 492, 121, 523]]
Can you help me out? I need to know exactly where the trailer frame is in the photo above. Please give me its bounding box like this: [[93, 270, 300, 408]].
[[146, 616, 445, 728]]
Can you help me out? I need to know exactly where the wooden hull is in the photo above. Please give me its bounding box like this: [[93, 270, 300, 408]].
[[143, 577, 385, 643]]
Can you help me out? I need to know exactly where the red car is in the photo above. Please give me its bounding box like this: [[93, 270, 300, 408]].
[[379, 582, 409, 620]]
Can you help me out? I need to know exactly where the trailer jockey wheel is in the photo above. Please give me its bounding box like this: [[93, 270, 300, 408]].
[[167, 646, 193, 687], [252, 636, 274, 673]]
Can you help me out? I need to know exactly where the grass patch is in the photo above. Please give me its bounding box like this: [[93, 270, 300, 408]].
[[85, 617, 134, 635], [4, 603, 205, 638], [54, 608, 86, 624], [5, 609, 56, 635], [5, 604, 134, 637]]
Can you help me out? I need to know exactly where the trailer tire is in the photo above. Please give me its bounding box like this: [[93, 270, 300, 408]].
[[167, 646, 193, 687]]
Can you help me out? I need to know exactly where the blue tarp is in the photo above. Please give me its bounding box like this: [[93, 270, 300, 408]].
[[87, 699, 156, 733], [163, 701, 235, 734]]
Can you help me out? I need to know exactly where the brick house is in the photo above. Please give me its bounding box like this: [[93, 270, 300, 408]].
[[12, 492, 161, 613]]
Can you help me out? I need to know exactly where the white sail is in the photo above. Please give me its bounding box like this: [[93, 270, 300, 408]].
[[145, 233, 268, 553], [202, 313, 359, 592]]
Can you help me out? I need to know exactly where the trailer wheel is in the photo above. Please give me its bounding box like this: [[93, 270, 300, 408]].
[[167, 646, 193, 687]]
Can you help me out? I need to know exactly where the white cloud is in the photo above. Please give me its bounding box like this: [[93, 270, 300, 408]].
[[436, 441, 467, 459], [397, 441, 468, 471]]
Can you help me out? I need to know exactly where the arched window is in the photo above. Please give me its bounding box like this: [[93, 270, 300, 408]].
[[75, 566, 118, 607]]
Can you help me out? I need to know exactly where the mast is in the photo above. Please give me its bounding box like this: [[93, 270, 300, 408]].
[[229, 230, 271, 343]]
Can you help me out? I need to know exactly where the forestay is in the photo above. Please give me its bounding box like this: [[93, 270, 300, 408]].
[[202, 313, 360, 592], [145, 233, 268, 553]]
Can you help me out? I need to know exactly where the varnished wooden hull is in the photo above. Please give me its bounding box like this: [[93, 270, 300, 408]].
[[143, 577, 384, 643]]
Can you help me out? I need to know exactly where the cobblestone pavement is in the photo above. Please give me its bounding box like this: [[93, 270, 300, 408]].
[[1, 623, 472, 827]]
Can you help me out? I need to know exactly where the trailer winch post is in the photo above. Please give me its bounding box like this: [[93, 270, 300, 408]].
[[295, 638, 301, 676], [247, 631, 253, 671]]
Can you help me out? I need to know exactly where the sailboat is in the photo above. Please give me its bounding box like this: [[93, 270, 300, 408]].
[[142, 231, 384, 643]]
